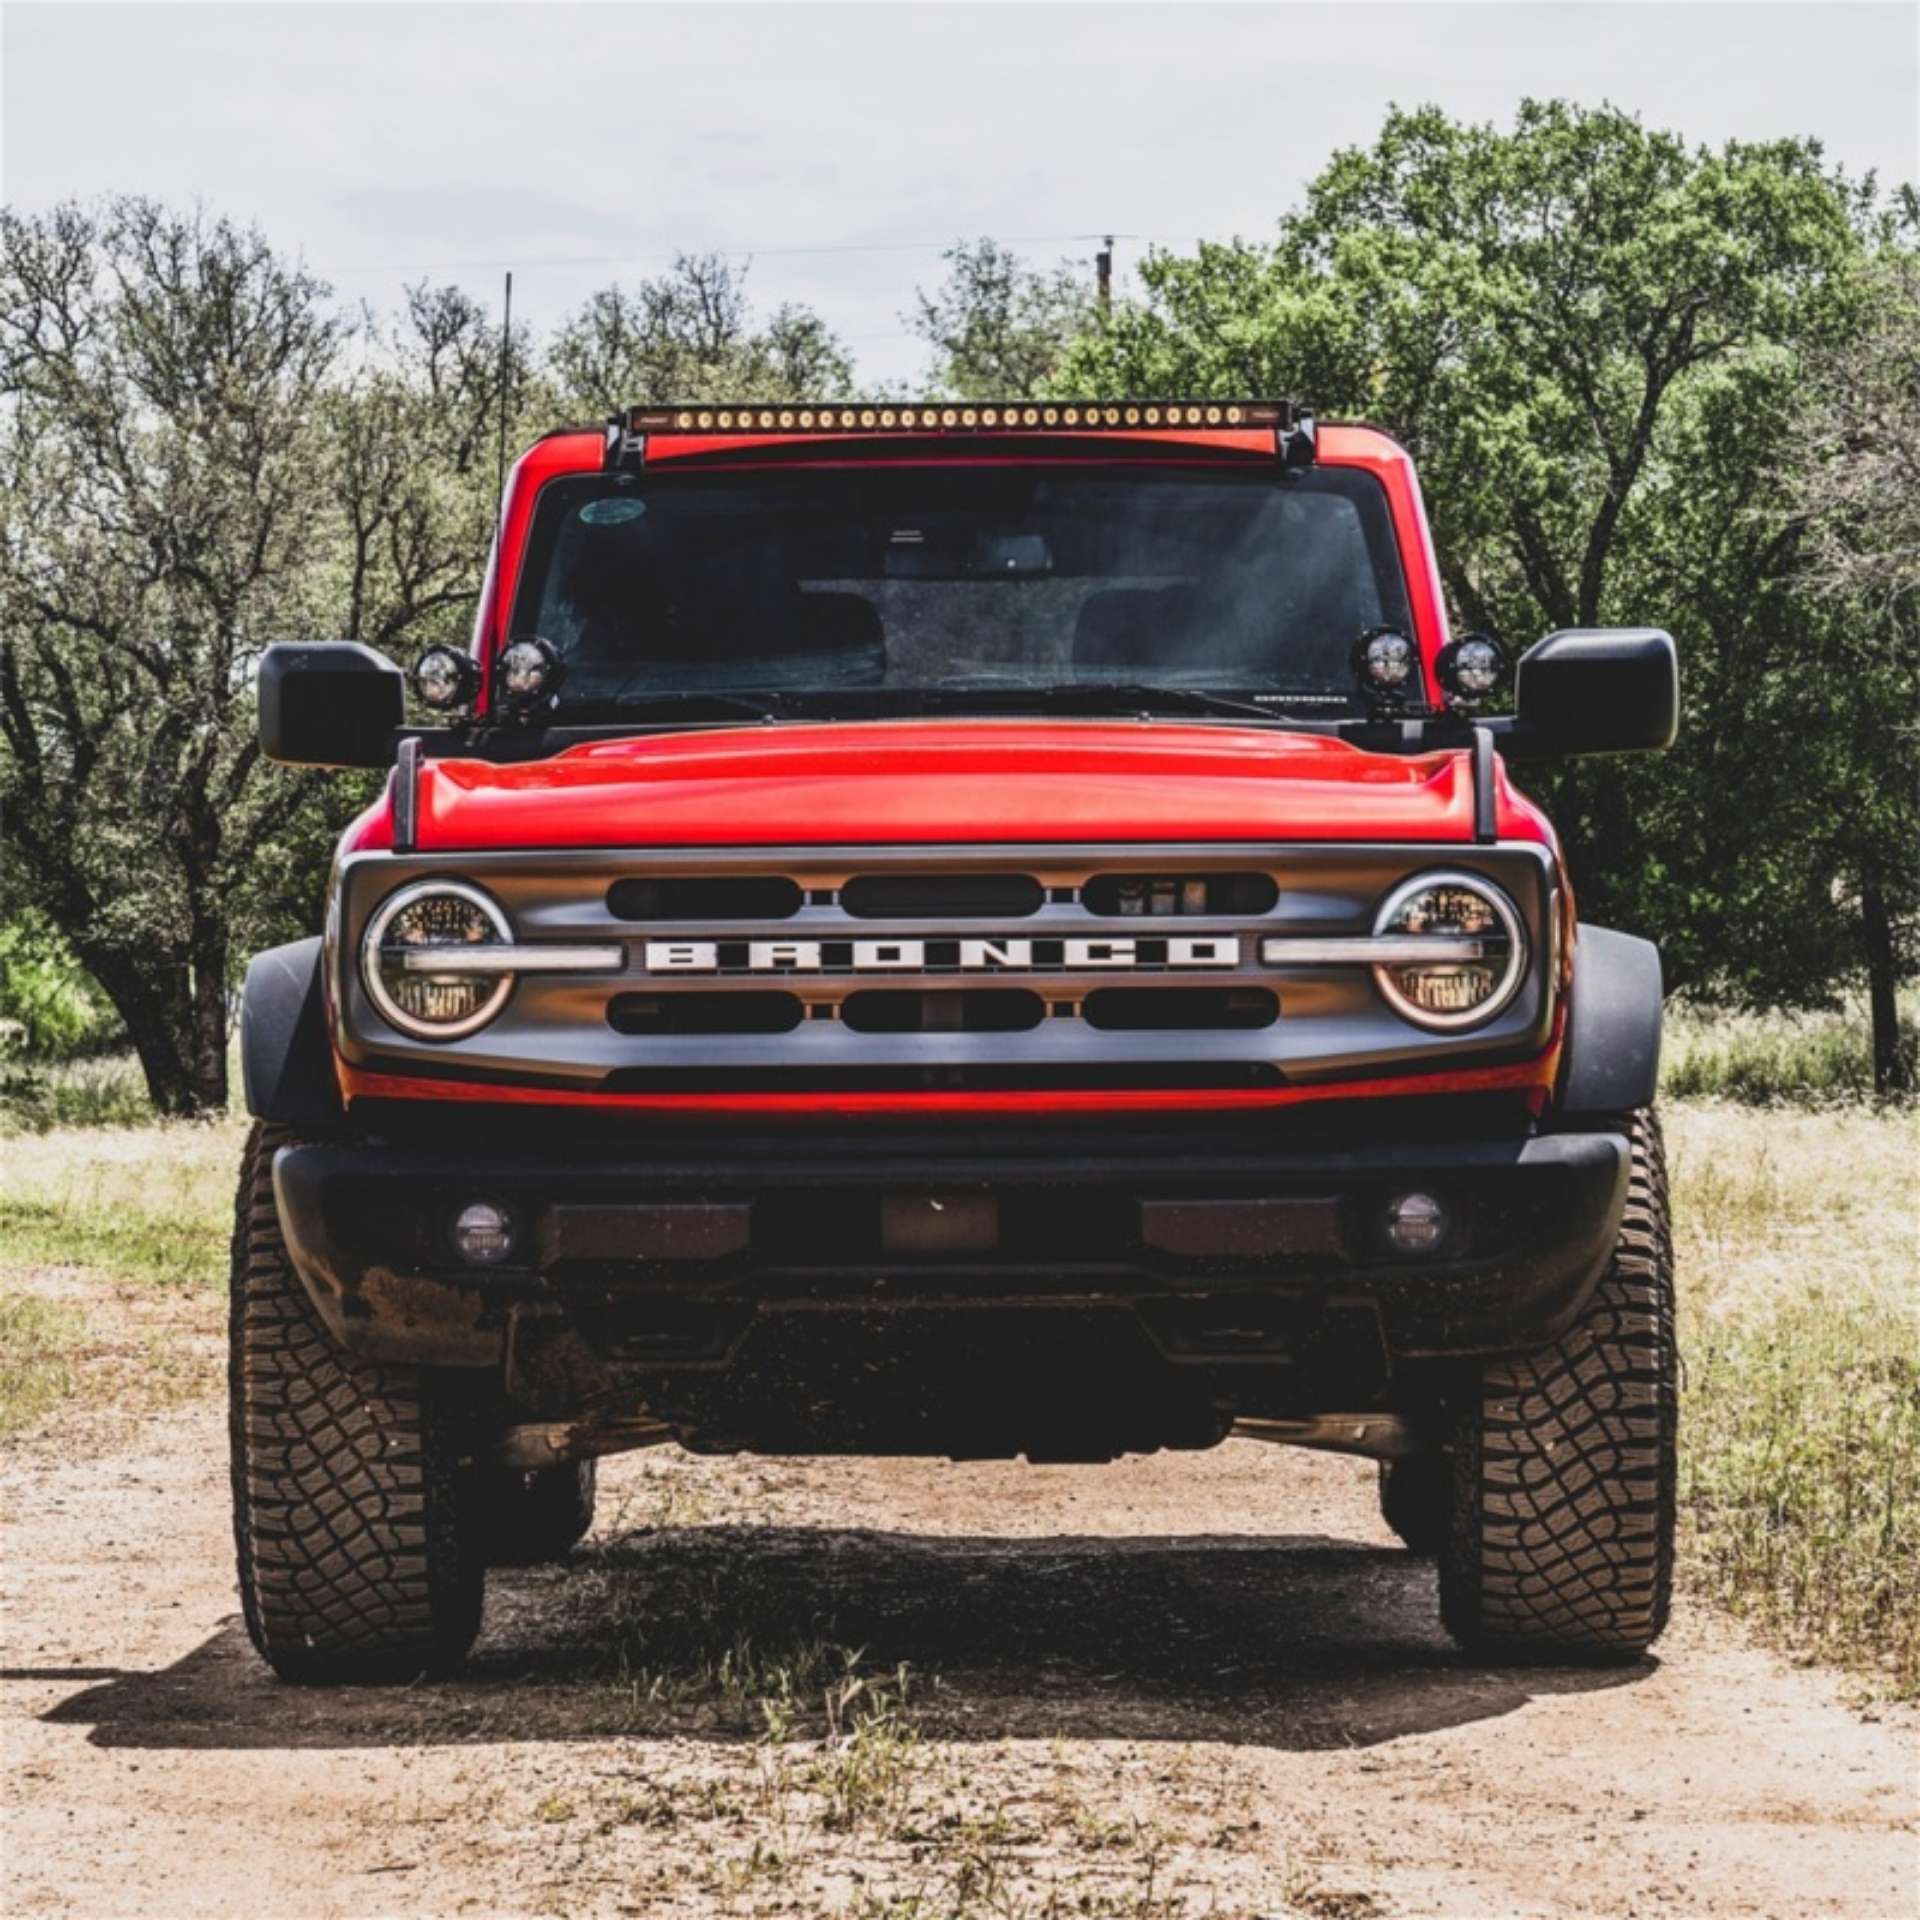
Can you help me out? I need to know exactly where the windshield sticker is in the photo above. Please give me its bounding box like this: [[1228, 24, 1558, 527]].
[[579, 497, 648, 526]]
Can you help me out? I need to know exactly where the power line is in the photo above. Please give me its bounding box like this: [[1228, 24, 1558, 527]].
[[319, 232, 1146, 280]]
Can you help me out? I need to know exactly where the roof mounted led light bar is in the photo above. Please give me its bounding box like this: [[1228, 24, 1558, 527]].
[[604, 400, 1315, 470]]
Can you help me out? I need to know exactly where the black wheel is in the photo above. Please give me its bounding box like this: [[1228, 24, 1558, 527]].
[[1378, 1454, 1451, 1555], [229, 1123, 485, 1683], [1440, 1108, 1676, 1662], [483, 1460, 598, 1566]]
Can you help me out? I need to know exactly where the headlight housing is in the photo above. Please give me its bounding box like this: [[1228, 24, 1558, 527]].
[[1371, 871, 1526, 1029], [362, 880, 515, 1040]]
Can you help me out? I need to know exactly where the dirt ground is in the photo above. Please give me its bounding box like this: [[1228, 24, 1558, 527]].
[[2, 1367, 1915, 1920]]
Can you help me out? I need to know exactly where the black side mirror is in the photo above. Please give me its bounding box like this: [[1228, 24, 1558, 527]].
[[1493, 628, 1679, 757], [258, 642, 405, 768]]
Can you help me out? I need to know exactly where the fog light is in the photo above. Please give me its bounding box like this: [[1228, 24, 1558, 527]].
[[453, 1201, 514, 1266], [1352, 626, 1418, 705], [496, 636, 563, 709], [1384, 1191, 1448, 1256]]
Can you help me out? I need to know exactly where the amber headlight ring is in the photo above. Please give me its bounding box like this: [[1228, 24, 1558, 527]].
[[361, 879, 517, 1042], [1370, 870, 1528, 1032]]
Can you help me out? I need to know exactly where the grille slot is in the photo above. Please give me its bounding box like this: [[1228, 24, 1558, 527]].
[[608, 876, 803, 921], [1082, 872, 1279, 918], [1083, 988, 1278, 1032], [841, 990, 1046, 1035], [609, 991, 804, 1036], [840, 873, 1044, 919]]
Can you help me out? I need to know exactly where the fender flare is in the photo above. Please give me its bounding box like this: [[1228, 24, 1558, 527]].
[[240, 937, 345, 1130], [1558, 923, 1664, 1116]]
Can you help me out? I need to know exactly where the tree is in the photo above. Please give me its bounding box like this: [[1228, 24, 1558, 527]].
[[1780, 247, 1920, 1090], [910, 238, 1096, 398], [0, 201, 501, 1114], [1059, 101, 1913, 1065], [545, 253, 853, 415]]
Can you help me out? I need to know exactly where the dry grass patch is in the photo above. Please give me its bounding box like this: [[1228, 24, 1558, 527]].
[[0, 1116, 242, 1440], [1668, 1102, 1920, 1697]]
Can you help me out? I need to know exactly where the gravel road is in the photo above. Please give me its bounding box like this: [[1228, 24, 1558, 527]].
[[3, 1390, 1914, 1919]]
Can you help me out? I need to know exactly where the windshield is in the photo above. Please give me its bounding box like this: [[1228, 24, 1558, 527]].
[[507, 464, 1411, 719]]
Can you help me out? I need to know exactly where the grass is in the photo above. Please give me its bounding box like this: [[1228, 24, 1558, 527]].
[[0, 1112, 242, 1436], [1662, 996, 1917, 1105], [0, 1051, 158, 1134], [0, 1292, 87, 1435], [0, 1117, 242, 1287], [1667, 1101, 1920, 1698]]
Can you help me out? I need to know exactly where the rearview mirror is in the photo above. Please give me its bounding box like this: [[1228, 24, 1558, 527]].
[[258, 642, 406, 768], [1493, 628, 1679, 757]]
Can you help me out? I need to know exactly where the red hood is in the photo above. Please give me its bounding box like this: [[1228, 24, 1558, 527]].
[[391, 720, 1544, 851]]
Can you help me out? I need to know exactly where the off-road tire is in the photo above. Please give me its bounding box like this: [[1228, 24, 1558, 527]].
[[1378, 1454, 1451, 1555], [1439, 1108, 1676, 1662], [229, 1122, 485, 1683], [483, 1460, 598, 1566]]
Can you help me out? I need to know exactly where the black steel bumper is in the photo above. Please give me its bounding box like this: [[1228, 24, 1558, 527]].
[[272, 1113, 1627, 1449]]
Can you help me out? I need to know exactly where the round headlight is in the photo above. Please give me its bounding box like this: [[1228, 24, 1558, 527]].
[[1372, 871, 1526, 1030], [414, 645, 480, 711], [497, 636, 562, 709], [362, 880, 514, 1040], [1435, 633, 1507, 705], [1352, 627, 1418, 704]]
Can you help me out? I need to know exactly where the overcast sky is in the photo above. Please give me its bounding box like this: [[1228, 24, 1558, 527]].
[[5, 2, 1916, 388]]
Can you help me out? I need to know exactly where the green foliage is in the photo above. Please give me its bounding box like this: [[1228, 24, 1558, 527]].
[[909, 238, 1097, 399], [0, 914, 123, 1061], [546, 253, 854, 417], [1059, 101, 1918, 1071]]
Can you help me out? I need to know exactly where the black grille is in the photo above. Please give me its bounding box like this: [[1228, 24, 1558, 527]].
[[841, 989, 1046, 1034], [607, 876, 803, 921], [608, 991, 804, 1035], [840, 873, 1045, 918], [1083, 988, 1279, 1032], [1081, 871, 1279, 917]]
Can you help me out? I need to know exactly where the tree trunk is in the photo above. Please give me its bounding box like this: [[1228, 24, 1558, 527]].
[[188, 917, 232, 1112], [1860, 880, 1910, 1096], [75, 941, 227, 1117]]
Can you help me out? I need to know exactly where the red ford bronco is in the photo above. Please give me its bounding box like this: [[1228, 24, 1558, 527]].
[[240, 400, 1678, 1683]]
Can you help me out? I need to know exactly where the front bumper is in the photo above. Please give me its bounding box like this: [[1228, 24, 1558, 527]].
[[271, 1109, 1628, 1453]]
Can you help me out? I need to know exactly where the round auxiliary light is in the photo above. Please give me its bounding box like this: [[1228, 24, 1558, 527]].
[[413, 645, 480, 712], [1384, 1191, 1449, 1256], [1372, 871, 1527, 1030], [361, 879, 515, 1041], [1435, 633, 1508, 705], [1352, 626, 1419, 703], [453, 1201, 515, 1267], [496, 636, 563, 709]]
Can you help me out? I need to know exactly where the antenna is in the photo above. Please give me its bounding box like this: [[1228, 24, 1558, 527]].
[[494, 269, 514, 524]]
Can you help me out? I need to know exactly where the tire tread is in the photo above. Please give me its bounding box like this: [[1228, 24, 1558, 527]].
[[1440, 1108, 1676, 1659], [229, 1123, 483, 1683]]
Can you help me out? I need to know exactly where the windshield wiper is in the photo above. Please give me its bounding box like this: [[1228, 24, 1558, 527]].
[[554, 690, 804, 724], [1026, 683, 1302, 723]]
